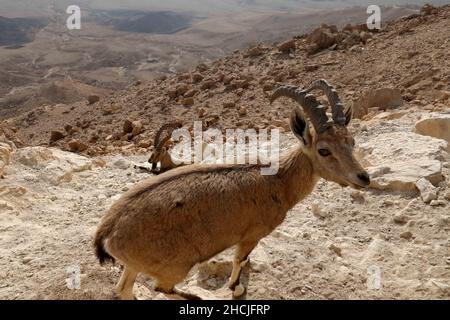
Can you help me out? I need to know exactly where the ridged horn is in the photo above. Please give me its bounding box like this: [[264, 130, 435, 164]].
[[270, 85, 331, 133], [154, 122, 182, 152], [305, 79, 346, 126]]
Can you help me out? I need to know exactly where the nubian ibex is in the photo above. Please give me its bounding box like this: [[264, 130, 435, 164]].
[[94, 79, 370, 300], [148, 121, 183, 174]]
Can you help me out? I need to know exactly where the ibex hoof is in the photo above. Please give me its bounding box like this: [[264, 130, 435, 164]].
[[233, 284, 245, 297]]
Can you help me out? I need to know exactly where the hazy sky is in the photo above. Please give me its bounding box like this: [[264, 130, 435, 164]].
[[0, 0, 448, 17]]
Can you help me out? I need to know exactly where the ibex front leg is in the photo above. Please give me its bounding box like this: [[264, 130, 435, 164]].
[[228, 240, 258, 298]]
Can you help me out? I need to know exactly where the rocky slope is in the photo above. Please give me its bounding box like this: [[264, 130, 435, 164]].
[[9, 5, 449, 156], [0, 4, 449, 300]]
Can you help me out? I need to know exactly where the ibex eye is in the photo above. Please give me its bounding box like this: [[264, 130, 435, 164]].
[[318, 149, 331, 157]]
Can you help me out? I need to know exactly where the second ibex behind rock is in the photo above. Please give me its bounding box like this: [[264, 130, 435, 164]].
[[94, 79, 371, 300], [148, 121, 183, 174]]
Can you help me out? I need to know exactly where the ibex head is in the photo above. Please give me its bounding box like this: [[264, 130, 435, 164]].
[[148, 121, 182, 170], [271, 80, 370, 189]]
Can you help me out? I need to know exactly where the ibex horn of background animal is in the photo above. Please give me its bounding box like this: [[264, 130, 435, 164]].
[[148, 121, 183, 171], [153, 121, 183, 153]]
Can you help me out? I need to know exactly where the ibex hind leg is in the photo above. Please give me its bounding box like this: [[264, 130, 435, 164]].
[[116, 266, 138, 300], [228, 240, 258, 297], [154, 269, 202, 300]]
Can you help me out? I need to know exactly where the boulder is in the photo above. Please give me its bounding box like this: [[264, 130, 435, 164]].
[[123, 120, 133, 134], [238, 106, 248, 116], [68, 139, 89, 153], [246, 46, 265, 57], [131, 121, 143, 137], [415, 178, 438, 203], [369, 159, 443, 191], [352, 88, 403, 118], [360, 130, 446, 192], [414, 115, 450, 152], [421, 4, 438, 15], [359, 31, 372, 43], [278, 39, 296, 53], [192, 73, 204, 83], [50, 130, 65, 143], [201, 80, 217, 90], [306, 27, 336, 55], [0, 122, 24, 148], [87, 95, 100, 105], [0, 124, 17, 177], [13, 147, 92, 186], [372, 111, 408, 121], [168, 84, 191, 98], [0, 142, 12, 177]]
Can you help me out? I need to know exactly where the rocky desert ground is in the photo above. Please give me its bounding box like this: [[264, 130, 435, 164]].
[[0, 4, 449, 300]]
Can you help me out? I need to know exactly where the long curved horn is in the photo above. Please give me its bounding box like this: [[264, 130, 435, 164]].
[[305, 79, 346, 126], [154, 122, 182, 152], [270, 85, 331, 133]]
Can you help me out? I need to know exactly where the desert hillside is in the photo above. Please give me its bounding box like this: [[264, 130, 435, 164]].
[[0, 4, 449, 300], [0, 5, 421, 118]]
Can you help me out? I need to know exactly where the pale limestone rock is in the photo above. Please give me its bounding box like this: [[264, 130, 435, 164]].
[[414, 114, 450, 152], [14, 147, 55, 167], [0, 142, 13, 177], [415, 178, 438, 203], [361, 130, 446, 191], [311, 203, 327, 218], [372, 111, 408, 121], [13, 147, 93, 186], [369, 160, 443, 191], [393, 212, 408, 224], [430, 200, 447, 207]]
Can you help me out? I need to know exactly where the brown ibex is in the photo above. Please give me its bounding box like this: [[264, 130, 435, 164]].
[[94, 79, 370, 300], [148, 121, 183, 174]]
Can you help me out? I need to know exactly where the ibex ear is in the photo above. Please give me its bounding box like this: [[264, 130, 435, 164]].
[[290, 107, 311, 146], [344, 105, 353, 126]]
